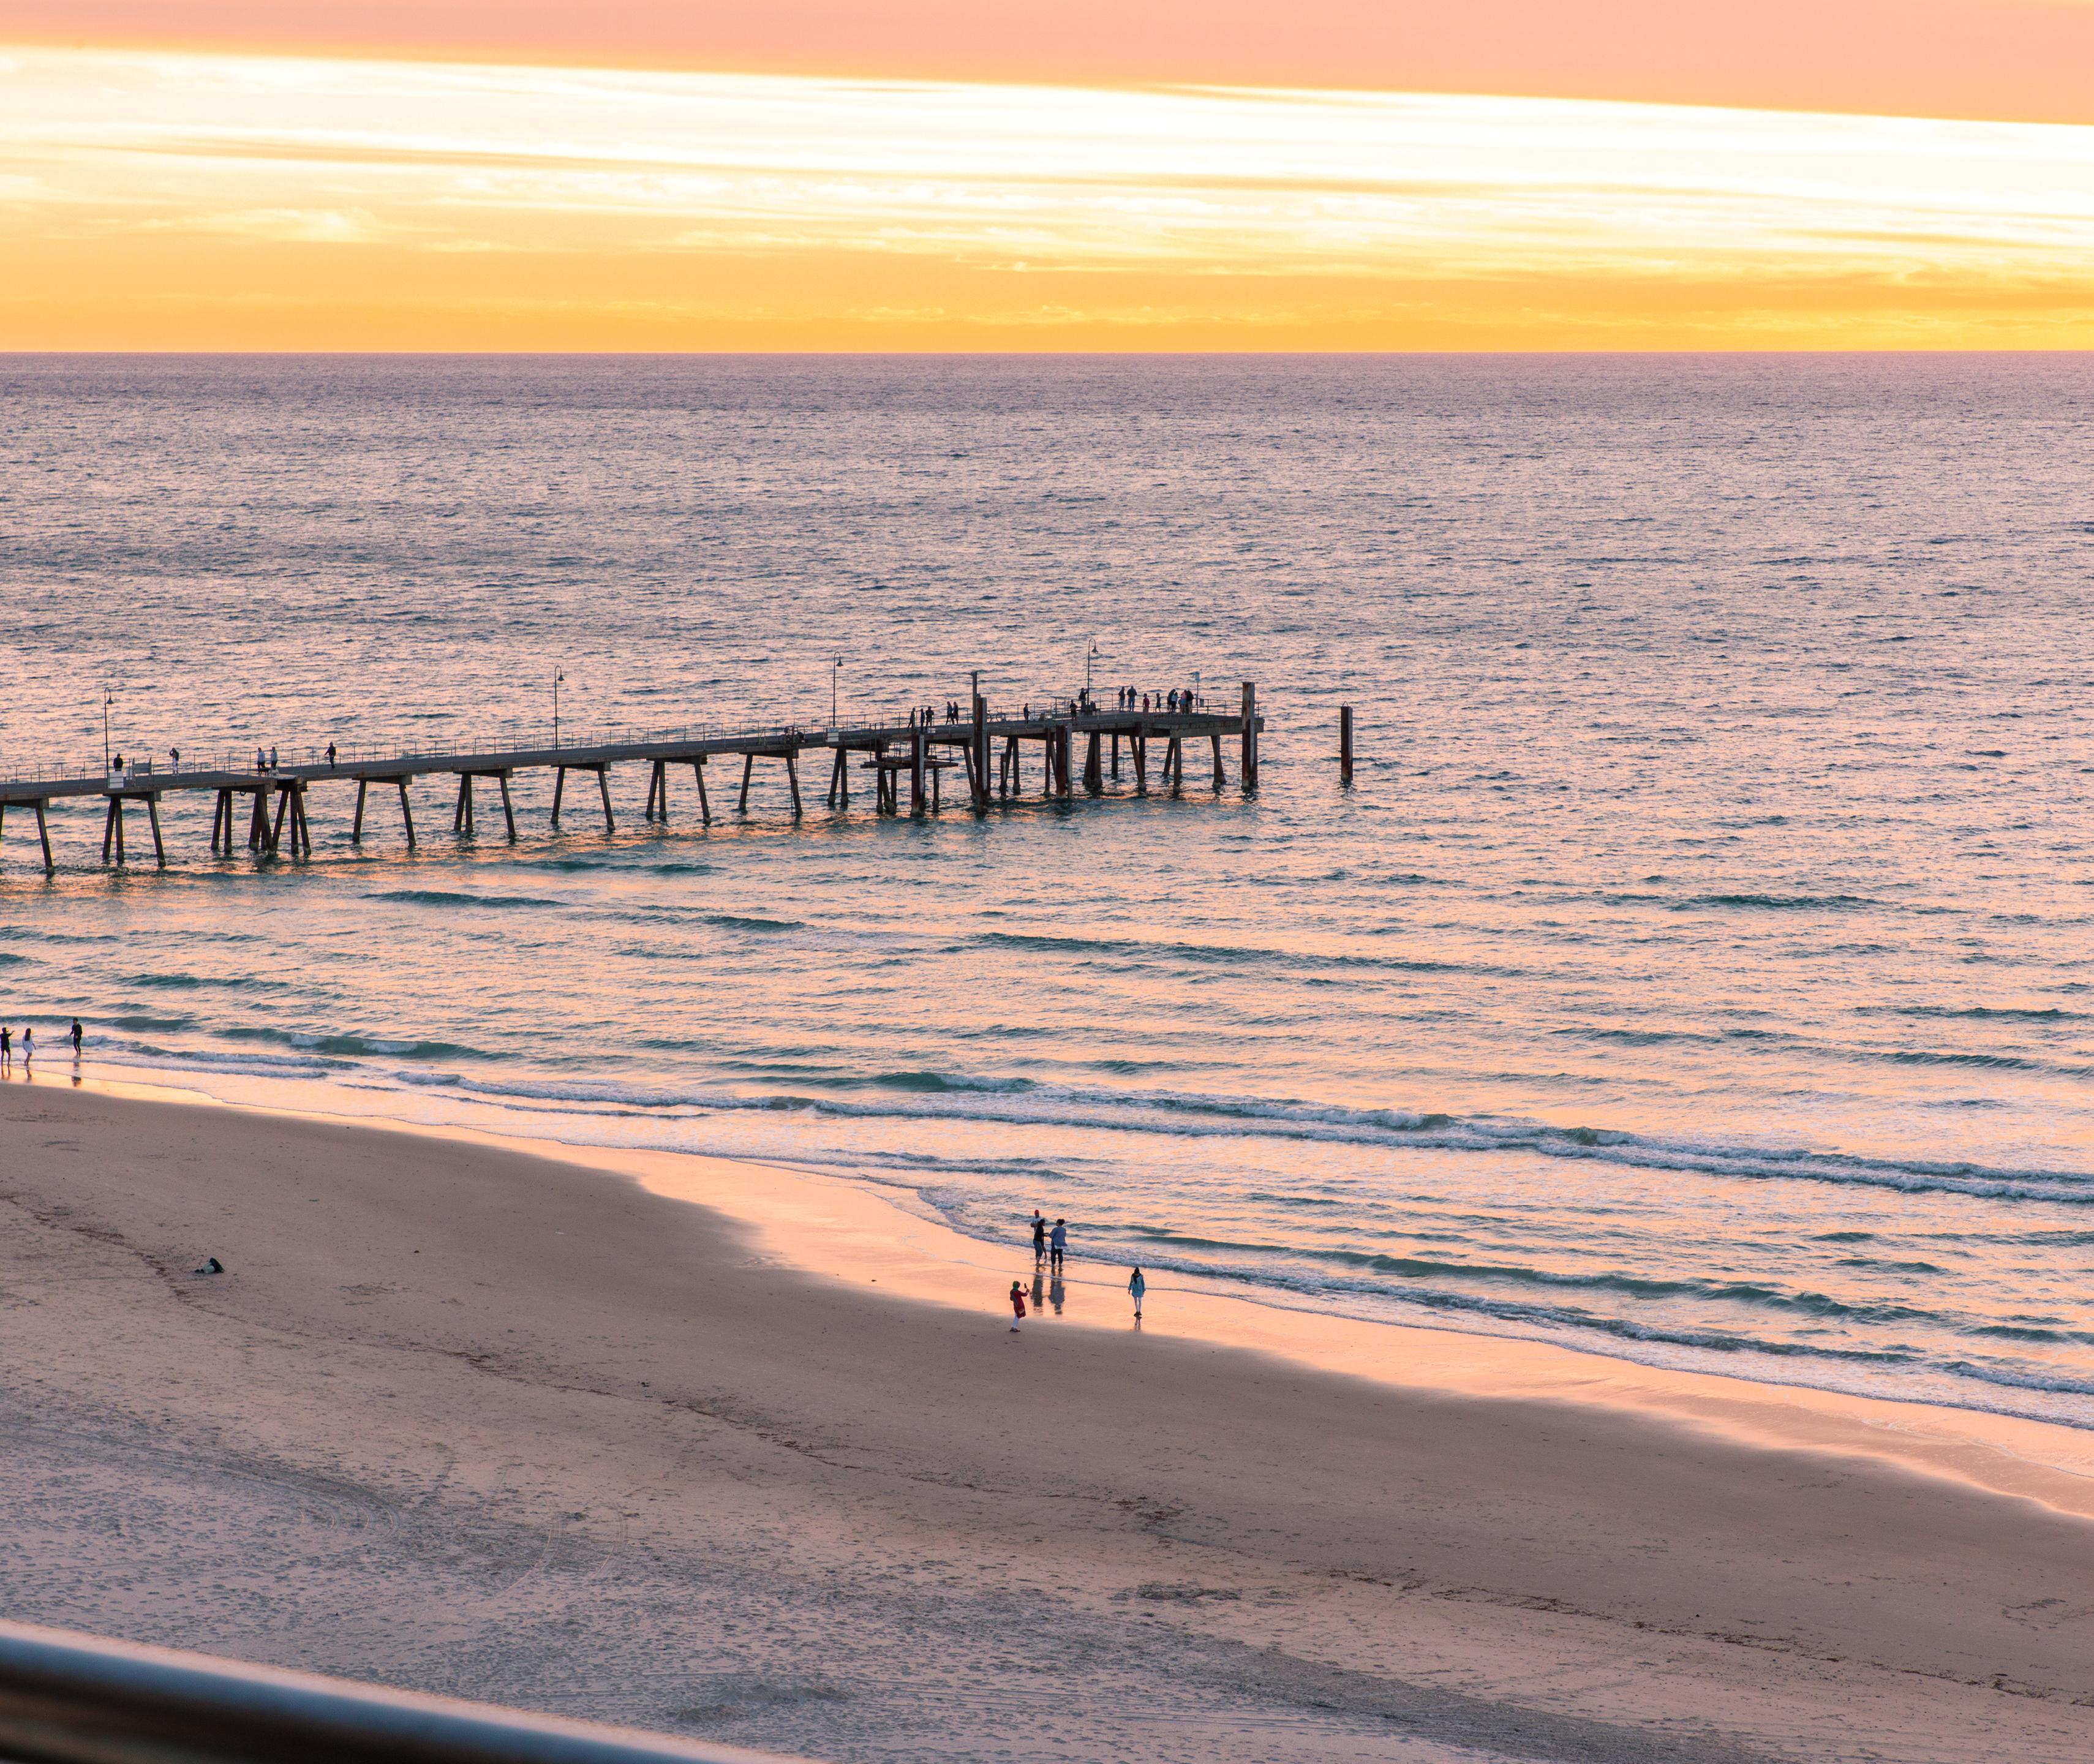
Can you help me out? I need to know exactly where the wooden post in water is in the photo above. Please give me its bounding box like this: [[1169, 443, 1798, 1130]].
[[145, 795, 167, 869], [911, 727, 926, 815], [972, 695, 989, 812], [497, 772, 517, 842], [100, 797, 121, 865], [1211, 733, 1224, 790], [691, 758, 712, 824], [352, 779, 367, 843], [785, 750, 803, 818], [738, 753, 755, 813], [396, 778, 416, 847], [34, 799, 53, 873], [1339, 705, 1354, 785], [1240, 681, 1259, 791], [1111, 731, 1121, 780], [596, 766, 615, 833]]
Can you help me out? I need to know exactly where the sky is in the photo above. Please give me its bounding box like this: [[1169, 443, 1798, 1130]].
[[4, 1, 2094, 349]]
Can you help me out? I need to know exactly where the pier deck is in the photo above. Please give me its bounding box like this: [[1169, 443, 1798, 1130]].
[[0, 688, 1263, 870]]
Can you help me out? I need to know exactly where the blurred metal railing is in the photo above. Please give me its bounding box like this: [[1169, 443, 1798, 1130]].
[[0, 1620, 803, 1764]]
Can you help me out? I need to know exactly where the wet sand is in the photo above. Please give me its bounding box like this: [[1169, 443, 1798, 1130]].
[[4, 1077, 2094, 1763]]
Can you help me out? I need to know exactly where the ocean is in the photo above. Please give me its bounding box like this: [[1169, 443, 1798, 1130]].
[[7, 352, 2094, 1425]]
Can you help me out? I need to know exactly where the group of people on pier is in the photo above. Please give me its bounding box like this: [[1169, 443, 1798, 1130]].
[[895, 687, 1202, 731]]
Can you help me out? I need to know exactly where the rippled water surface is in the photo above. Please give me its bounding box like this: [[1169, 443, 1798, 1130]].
[[7, 354, 2094, 1422]]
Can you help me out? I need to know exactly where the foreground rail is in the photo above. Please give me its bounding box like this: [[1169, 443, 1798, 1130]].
[[0, 1619, 799, 1764], [0, 684, 1264, 871]]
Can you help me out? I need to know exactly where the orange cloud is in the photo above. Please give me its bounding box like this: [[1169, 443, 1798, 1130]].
[[5, 49, 2094, 350], [7, 0, 2094, 124]]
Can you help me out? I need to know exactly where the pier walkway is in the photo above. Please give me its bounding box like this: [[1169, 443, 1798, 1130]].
[[0, 687, 1262, 871]]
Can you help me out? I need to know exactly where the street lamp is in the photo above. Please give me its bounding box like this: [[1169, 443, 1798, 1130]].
[[101, 687, 111, 772], [552, 670, 564, 748], [1085, 637, 1100, 703], [832, 657, 843, 728]]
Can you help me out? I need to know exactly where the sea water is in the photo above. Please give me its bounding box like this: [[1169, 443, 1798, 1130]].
[[6, 353, 2094, 1425]]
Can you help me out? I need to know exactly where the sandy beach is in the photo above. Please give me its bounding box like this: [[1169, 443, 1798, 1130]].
[[5, 1078, 2094, 1763]]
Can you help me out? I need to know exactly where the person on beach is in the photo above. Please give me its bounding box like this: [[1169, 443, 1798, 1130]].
[[1129, 1266, 1146, 1321], [1049, 1218, 1068, 1273], [1, 1026, 11, 1069], [1031, 1211, 1047, 1261], [69, 1019, 82, 1054], [20, 1026, 32, 1063], [1008, 1280, 1026, 1332]]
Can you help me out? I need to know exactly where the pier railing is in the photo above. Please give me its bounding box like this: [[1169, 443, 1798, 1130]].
[[0, 694, 1229, 791], [0, 1619, 802, 1764]]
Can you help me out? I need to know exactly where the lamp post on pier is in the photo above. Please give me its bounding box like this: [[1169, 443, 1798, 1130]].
[[101, 687, 112, 772], [832, 657, 842, 728], [552, 670, 563, 748]]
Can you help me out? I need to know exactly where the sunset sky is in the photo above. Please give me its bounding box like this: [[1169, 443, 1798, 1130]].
[[5, 1, 2094, 349]]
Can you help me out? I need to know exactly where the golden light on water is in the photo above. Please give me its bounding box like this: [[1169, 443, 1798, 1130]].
[[6, 46, 2094, 348]]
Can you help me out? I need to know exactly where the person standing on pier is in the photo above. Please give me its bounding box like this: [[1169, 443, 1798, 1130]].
[[326, 743, 337, 769]]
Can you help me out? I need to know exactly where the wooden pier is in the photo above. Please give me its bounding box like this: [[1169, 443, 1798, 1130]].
[[0, 687, 1263, 872]]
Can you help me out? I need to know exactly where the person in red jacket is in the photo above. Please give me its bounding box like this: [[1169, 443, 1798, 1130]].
[[1008, 1280, 1026, 1333]]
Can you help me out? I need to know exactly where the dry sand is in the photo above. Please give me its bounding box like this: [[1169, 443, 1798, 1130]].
[[4, 1079, 2094, 1763]]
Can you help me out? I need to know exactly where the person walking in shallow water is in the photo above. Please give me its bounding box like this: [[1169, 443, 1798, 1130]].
[[1031, 1210, 1047, 1262], [1129, 1266, 1146, 1322], [69, 1019, 83, 1055], [1007, 1280, 1026, 1332], [1049, 1218, 1068, 1273]]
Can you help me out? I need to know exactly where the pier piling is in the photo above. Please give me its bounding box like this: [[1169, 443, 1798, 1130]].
[[1339, 705, 1354, 785], [1240, 682, 1259, 791]]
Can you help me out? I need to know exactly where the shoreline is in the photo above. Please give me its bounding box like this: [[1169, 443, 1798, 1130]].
[[8, 1076, 2094, 1758], [38, 1059, 2094, 1517]]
